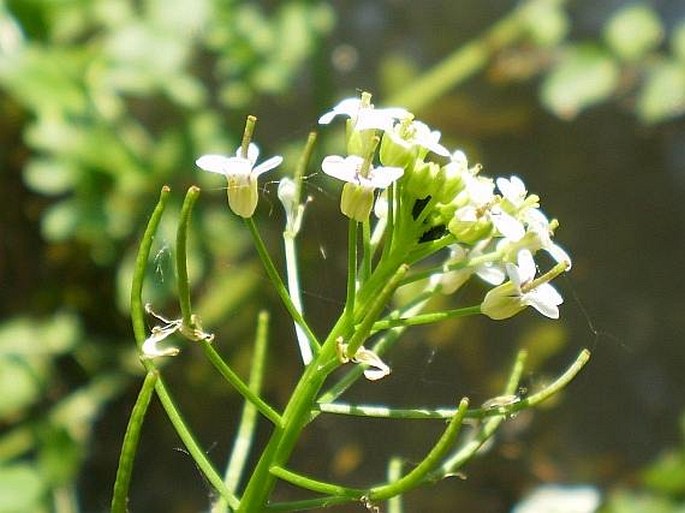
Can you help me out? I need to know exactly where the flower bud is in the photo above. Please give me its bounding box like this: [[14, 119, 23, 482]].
[[405, 160, 440, 199], [480, 282, 526, 320], [340, 182, 375, 222], [379, 129, 414, 168], [227, 174, 259, 218]]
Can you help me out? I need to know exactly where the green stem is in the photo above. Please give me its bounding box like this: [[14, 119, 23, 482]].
[[155, 377, 241, 509], [345, 219, 357, 322], [200, 340, 282, 427], [283, 132, 317, 365], [236, 317, 352, 512], [315, 348, 590, 420], [386, 458, 404, 513], [386, 0, 567, 111], [269, 466, 364, 498], [265, 496, 354, 512], [110, 371, 158, 513], [176, 186, 201, 327], [213, 312, 271, 513], [245, 218, 321, 353], [426, 349, 528, 483], [347, 264, 408, 356], [131, 186, 171, 348], [370, 305, 482, 332], [368, 398, 469, 501]]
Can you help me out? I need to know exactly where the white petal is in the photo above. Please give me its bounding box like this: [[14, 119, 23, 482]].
[[516, 249, 537, 283], [252, 155, 283, 176], [352, 347, 391, 381], [318, 98, 362, 124], [547, 243, 572, 269], [367, 165, 404, 189], [491, 209, 525, 241], [321, 155, 362, 183], [196, 155, 233, 175], [525, 283, 563, 319], [497, 175, 527, 202], [196, 154, 252, 177], [142, 324, 181, 359], [476, 264, 506, 285]]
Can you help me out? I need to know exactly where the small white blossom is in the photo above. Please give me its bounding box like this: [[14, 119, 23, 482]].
[[142, 323, 181, 359], [337, 338, 391, 381], [481, 250, 563, 320], [383, 118, 450, 157], [322, 155, 403, 221], [318, 97, 409, 132], [196, 143, 283, 218], [437, 243, 505, 294], [496, 175, 528, 208]]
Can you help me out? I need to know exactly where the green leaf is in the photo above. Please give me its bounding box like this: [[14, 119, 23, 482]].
[[672, 21, 685, 64], [541, 45, 620, 120], [637, 61, 685, 124], [23, 159, 76, 196], [41, 199, 79, 242], [601, 490, 683, 513], [0, 358, 43, 418], [643, 449, 685, 496], [523, 1, 569, 48], [0, 464, 44, 513], [604, 4, 663, 61]]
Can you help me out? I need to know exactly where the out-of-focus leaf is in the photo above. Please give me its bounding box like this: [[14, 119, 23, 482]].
[[0, 464, 44, 513], [41, 199, 79, 242], [0, 358, 43, 418], [600, 490, 685, 513], [523, 1, 569, 48], [636, 61, 685, 124], [671, 22, 685, 64], [0, 46, 88, 115], [604, 4, 663, 62], [23, 159, 76, 196], [643, 450, 685, 496], [37, 425, 82, 487], [541, 45, 620, 120], [0, 313, 79, 356]]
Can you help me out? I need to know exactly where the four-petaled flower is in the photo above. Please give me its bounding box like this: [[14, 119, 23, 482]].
[[196, 143, 283, 218], [318, 97, 409, 132], [480, 249, 563, 320], [322, 155, 403, 222]]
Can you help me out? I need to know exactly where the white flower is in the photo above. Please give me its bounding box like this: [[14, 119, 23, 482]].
[[496, 175, 528, 208], [142, 323, 181, 359], [437, 243, 505, 294], [337, 339, 391, 381], [196, 143, 283, 218], [524, 208, 572, 268], [481, 249, 563, 320], [322, 155, 403, 221], [318, 97, 409, 132], [383, 118, 450, 158]]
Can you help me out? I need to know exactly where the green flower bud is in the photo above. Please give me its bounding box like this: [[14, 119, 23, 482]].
[[379, 129, 414, 168], [448, 215, 493, 244], [340, 182, 375, 222], [405, 160, 440, 200]]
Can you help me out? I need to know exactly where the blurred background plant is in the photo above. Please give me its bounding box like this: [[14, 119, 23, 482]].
[[0, 0, 684, 512]]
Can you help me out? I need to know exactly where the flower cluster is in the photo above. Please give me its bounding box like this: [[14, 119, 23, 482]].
[[194, 92, 571, 327], [316, 92, 571, 321]]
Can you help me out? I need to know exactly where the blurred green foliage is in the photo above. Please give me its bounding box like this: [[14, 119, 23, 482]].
[[601, 414, 685, 513], [0, 0, 331, 510]]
